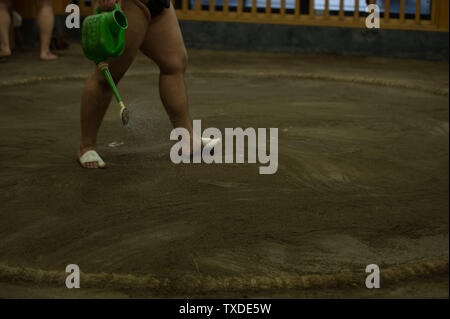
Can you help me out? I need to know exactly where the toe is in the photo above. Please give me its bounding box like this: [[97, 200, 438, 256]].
[[78, 147, 104, 169], [86, 162, 99, 169]]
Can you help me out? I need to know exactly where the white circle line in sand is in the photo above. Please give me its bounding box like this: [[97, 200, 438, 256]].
[[0, 259, 447, 294], [0, 70, 448, 96]]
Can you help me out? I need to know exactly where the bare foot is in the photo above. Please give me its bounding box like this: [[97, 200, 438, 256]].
[[78, 146, 102, 169], [40, 51, 58, 61]]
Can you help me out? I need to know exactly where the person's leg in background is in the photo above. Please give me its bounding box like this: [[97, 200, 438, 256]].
[[0, 0, 12, 58], [79, 0, 150, 168], [36, 0, 57, 60], [140, 4, 192, 138]]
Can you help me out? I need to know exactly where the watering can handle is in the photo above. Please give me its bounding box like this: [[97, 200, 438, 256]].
[[95, 2, 120, 14]]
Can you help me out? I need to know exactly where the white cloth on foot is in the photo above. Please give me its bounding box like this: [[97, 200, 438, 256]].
[[79, 150, 106, 168]]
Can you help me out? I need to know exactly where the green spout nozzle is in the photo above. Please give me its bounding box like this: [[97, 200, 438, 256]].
[[98, 62, 122, 103], [98, 62, 129, 126]]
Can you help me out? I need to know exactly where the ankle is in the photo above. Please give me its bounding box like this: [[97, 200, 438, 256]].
[[80, 143, 96, 152], [40, 47, 50, 54], [40, 50, 58, 60]]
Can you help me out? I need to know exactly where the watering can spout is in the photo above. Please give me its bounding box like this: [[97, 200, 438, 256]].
[[82, 3, 130, 126]]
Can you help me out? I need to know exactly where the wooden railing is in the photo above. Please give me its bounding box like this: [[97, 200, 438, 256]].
[[13, 0, 449, 32], [174, 0, 449, 31]]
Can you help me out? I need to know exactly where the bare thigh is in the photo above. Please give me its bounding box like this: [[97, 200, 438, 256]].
[[97, 0, 150, 83], [139, 4, 188, 74]]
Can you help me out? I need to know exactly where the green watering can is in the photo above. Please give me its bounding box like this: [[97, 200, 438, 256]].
[[82, 3, 130, 126]]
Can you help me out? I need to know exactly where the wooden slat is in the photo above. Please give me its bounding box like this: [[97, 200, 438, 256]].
[[223, 0, 229, 14], [182, 0, 188, 13], [431, 0, 437, 25], [281, 0, 286, 16], [195, 0, 201, 12], [415, 0, 421, 24], [252, 0, 257, 16], [437, 0, 449, 30], [354, 0, 359, 20], [266, 0, 271, 16], [324, 0, 329, 18], [309, 0, 314, 17], [237, 0, 243, 15], [339, 0, 344, 19], [210, 0, 215, 13], [400, 0, 405, 22], [294, 0, 299, 17], [384, 0, 390, 22]]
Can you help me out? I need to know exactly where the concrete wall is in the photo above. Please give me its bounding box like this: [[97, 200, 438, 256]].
[[18, 16, 450, 61], [179, 20, 449, 61]]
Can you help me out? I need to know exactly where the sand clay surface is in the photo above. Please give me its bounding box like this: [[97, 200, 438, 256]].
[[0, 46, 448, 298]]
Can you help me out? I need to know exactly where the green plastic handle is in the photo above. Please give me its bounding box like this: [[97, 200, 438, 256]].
[[95, 2, 120, 14]]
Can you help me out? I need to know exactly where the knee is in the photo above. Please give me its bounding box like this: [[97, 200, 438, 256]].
[[93, 69, 125, 92], [158, 50, 188, 75]]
